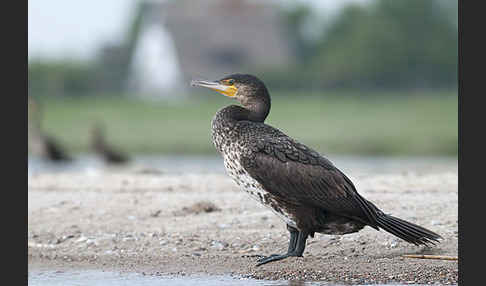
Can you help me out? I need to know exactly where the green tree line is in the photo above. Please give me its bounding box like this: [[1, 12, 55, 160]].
[[265, 0, 457, 91]]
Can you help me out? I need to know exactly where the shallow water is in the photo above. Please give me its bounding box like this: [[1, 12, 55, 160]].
[[28, 271, 304, 286], [27, 154, 457, 177], [28, 270, 430, 286], [27, 154, 224, 175]]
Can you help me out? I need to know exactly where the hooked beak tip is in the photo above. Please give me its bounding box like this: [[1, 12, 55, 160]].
[[190, 79, 218, 88]]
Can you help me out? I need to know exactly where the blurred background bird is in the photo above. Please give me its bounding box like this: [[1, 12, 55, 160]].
[[90, 121, 131, 165], [28, 97, 72, 163]]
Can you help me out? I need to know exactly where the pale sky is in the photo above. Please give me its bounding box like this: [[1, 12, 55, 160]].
[[28, 0, 371, 61], [28, 0, 136, 60]]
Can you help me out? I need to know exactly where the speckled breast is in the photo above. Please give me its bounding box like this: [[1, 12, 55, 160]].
[[221, 143, 297, 228], [211, 112, 297, 228]]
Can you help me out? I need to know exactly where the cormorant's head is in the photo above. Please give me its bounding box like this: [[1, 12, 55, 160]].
[[191, 73, 271, 122], [191, 73, 270, 106]]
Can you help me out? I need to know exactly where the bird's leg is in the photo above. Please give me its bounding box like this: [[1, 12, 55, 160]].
[[256, 225, 309, 266], [291, 230, 309, 256], [259, 225, 298, 259], [286, 225, 299, 253]]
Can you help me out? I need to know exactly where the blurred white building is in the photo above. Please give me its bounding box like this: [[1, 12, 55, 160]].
[[126, 0, 294, 98], [128, 16, 183, 97]]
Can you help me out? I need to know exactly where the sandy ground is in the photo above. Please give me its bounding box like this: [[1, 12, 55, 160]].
[[28, 168, 458, 285]]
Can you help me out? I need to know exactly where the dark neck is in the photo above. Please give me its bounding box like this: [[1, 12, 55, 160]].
[[219, 102, 270, 124], [243, 98, 270, 122], [226, 92, 271, 123]]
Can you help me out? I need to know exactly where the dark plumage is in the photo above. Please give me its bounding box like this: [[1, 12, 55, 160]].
[[191, 74, 442, 266], [91, 123, 130, 165]]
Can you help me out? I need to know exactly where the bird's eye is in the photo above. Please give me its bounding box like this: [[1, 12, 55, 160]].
[[222, 79, 235, 85]]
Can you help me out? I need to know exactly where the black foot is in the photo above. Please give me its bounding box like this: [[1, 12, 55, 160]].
[[255, 225, 309, 267], [256, 253, 292, 266]]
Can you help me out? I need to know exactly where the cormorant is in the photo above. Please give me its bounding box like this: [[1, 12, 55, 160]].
[[90, 122, 130, 165], [191, 74, 442, 266], [28, 97, 72, 162]]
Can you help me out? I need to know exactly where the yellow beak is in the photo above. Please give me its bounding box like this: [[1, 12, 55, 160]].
[[191, 80, 237, 97]]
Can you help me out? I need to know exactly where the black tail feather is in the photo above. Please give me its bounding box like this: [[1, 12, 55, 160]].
[[375, 213, 442, 246]]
